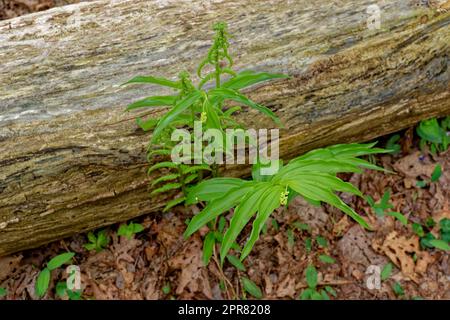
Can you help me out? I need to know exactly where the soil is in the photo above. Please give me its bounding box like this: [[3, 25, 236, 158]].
[[0, 128, 449, 300]]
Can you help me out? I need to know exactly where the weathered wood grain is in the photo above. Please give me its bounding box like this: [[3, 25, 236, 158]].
[[0, 0, 449, 256]]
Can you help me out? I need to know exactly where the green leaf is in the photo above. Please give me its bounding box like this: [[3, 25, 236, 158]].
[[35, 268, 51, 298], [429, 239, 450, 251], [163, 196, 186, 212], [392, 282, 404, 296], [185, 178, 247, 204], [132, 223, 144, 234], [324, 286, 337, 297], [150, 182, 182, 196], [287, 228, 295, 247], [151, 174, 180, 186], [292, 221, 310, 232], [123, 76, 182, 89], [162, 283, 171, 295], [412, 223, 425, 237], [241, 277, 263, 299], [305, 238, 312, 253], [203, 232, 216, 266], [151, 90, 201, 143], [184, 185, 254, 238], [320, 290, 330, 300], [222, 71, 288, 90], [226, 255, 246, 271], [0, 287, 7, 297], [220, 184, 268, 262], [299, 288, 313, 300], [316, 236, 328, 248], [416, 180, 427, 188], [381, 263, 393, 281], [241, 185, 283, 260], [148, 162, 179, 175], [126, 95, 177, 111], [56, 282, 67, 298], [47, 253, 75, 271], [385, 134, 401, 155], [431, 164, 442, 182], [209, 88, 281, 125], [386, 211, 408, 225], [305, 265, 318, 289], [319, 255, 335, 264], [218, 217, 226, 233]]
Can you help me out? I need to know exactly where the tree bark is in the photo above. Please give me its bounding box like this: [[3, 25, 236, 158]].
[[0, 0, 449, 256]]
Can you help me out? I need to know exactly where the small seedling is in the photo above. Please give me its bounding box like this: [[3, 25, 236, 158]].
[[392, 282, 404, 297], [84, 229, 109, 252], [162, 283, 171, 295], [385, 134, 401, 155], [417, 117, 449, 154], [56, 281, 82, 300], [381, 262, 393, 281], [413, 218, 449, 251], [241, 277, 263, 299], [366, 190, 407, 225], [117, 222, 144, 239], [417, 164, 443, 187], [299, 265, 335, 300], [35, 252, 75, 298]]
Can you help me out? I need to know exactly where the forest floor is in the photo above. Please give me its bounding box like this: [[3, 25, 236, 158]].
[[0, 127, 449, 300]]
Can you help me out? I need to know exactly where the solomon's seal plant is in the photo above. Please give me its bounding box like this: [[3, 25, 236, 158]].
[[123, 22, 388, 264], [184, 142, 388, 262], [123, 22, 287, 206]]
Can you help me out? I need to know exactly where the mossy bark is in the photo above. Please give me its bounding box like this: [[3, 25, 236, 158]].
[[0, 0, 449, 256]]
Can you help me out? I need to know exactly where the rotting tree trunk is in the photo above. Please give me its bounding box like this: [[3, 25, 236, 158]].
[[0, 0, 449, 256]]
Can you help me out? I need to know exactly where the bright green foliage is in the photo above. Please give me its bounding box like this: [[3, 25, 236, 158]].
[[431, 164, 442, 182], [123, 22, 288, 200], [162, 283, 171, 295], [185, 142, 387, 262], [35, 252, 75, 298], [84, 229, 109, 252], [385, 134, 401, 155], [414, 218, 449, 251], [366, 189, 407, 225], [299, 265, 334, 300], [381, 263, 393, 281], [0, 287, 6, 297], [417, 117, 449, 154], [392, 282, 404, 297], [56, 282, 82, 300], [117, 222, 144, 239], [241, 277, 263, 299], [319, 255, 335, 264]]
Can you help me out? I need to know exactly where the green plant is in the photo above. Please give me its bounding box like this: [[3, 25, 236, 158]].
[[185, 142, 388, 262], [381, 262, 393, 281], [392, 282, 404, 297], [366, 189, 407, 225], [417, 164, 443, 187], [0, 287, 6, 298], [241, 277, 263, 299], [413, 218, 449, 251], [117, 222, 144, 239], [299, 265, 335, 300], [35, 252, 75, 298], [123, 22, 287, 201], [385, 134, 401, 155], [84, 229, 109, 252], [417, 117, 449, 154], [56, 281, 82, 300]]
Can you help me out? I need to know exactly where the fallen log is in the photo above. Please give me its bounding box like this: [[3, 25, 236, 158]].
[[0, 0, 449, 256]]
